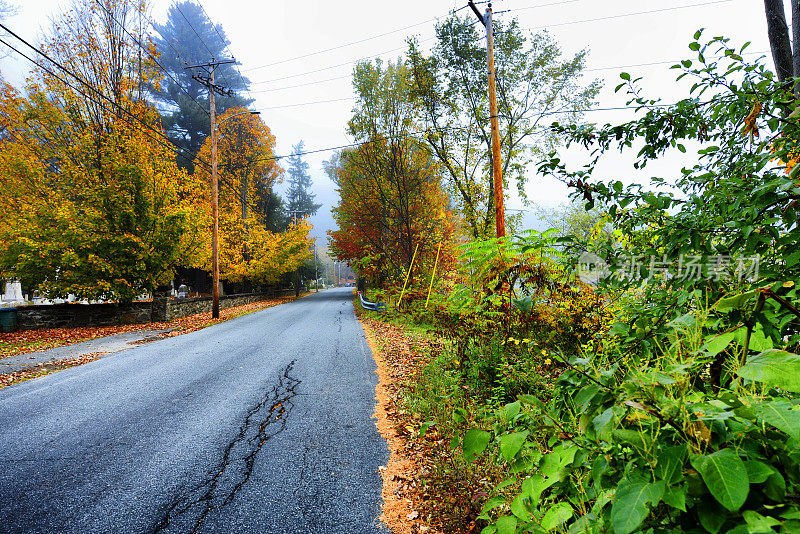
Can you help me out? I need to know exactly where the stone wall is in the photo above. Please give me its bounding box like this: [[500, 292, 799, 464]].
[[165, 292, 285, 320], [12, 288, 298, 330], [15, 302, 152, 330]]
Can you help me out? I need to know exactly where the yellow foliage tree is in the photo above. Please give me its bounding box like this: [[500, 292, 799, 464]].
[[0, 82, 206, 302], [193, 109, 310, 283]]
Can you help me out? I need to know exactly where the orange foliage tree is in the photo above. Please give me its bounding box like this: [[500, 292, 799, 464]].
[[328, 59, 458, 290]]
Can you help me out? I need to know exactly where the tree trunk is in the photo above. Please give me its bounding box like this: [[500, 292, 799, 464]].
[[765, 0, 793, 81], [793, 0, 800, 80]]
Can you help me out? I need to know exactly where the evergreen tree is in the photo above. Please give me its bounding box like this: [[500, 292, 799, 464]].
[[254, 187, 289, 233], [285, 141, 322, 219], [151, 1, 253, 170]]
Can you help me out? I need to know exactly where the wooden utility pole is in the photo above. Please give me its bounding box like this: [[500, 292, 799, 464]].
[[185, 59, 236, 318], [313, 241, 319, 292], [468, 1, 506, 237]]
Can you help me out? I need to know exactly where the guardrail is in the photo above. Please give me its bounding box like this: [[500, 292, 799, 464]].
[[358, 292, 386, 313]]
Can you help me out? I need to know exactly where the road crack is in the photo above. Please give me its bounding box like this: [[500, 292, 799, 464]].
[[153, 361, 301, 533]]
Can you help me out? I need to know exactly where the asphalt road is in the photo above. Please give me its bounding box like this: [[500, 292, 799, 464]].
[[0, 288, 388, 533]]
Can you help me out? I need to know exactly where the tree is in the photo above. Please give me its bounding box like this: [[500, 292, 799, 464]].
[[408, 13, 599, 238], [253, 188, 289, 232], [285, 141, 321, 219], [43, 0, 153, 126], [763, 0, 799, 83], [0, 1, 17, 22], [0, 0, 207, 303], [193, 110, 310, 285], [0, 82, 204, 303], [151, 1, 252, 170], [329, 59, 458, 288]]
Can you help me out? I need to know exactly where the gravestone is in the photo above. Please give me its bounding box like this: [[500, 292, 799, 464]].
[[2, 281, 24, 303]]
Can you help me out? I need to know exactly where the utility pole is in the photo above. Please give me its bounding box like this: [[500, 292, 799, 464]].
[[313, 241, 319, 292], [186, 59, 236, 318], [289, 210, 305, 297], [468, 1, 506, 237]]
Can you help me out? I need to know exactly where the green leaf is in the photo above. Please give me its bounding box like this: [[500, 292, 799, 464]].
[[764, 471, 786, 501], [690, 449, 749, 512], [744, 460, 774, 484], [746, 327, 773, 352], [592, 407, 617, 439], [689, 42, 701, 51], [714, 290, 758, 312], [463, 429, 491, 462], [612, 429, 652, 451], [501, 401, 521, 420], [541, 502, 573, 531], [662, 485, 686, 511], [620, 72, 631, 81], [496, 515, 517, 534], [499, 431, 529, 462], [655, 444, 687, 483], [753, 399, 800, 439], [739, 350, 800, 392], [700, 331, 736, 357], [510, 493, 530, 522], [610, 480, 665, 534], [481, 527, 497, 534], [481, 496, 506, 515], [697, 499, 726, 534], [743, 510, 781, 533]]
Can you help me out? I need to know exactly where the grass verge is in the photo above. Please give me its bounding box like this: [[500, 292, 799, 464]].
[[358, 298, 502, 534]]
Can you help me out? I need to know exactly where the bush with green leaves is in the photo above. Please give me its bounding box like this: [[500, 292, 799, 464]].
[[464, 33, 800, 534]]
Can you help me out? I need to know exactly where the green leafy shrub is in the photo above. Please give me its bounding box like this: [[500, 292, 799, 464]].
[[468, 33, 800, 534]]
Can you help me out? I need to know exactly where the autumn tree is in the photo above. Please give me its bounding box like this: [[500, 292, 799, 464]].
[[193, 110, 310, 285], [151, 1, 252, 170], [0, 0, 209, 303], [43, 0, 153, 124], [0, 83, 205, 303], [329, 59, 458, 288], [408, 13, 599, 238]]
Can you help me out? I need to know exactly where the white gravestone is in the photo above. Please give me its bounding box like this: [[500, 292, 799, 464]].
[[2, 281, 24, 303]]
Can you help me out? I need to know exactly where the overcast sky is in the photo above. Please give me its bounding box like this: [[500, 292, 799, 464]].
[[0, 0, 781, 246]]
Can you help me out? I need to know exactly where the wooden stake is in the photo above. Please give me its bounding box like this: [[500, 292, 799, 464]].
[[426, 242, 443, 308], [398, 243, 420, 308]]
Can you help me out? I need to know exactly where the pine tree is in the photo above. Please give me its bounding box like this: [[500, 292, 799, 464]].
[[151, 1, 253, 170], [285, 141, 322, 219]]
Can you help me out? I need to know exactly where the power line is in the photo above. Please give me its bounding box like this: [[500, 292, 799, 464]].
[[258, 96, 354, 111], [248, 45, 416, 87], [193, 0, 254, 104], [507, 0, 734, 30], [252, 99, 684, 165], [249, 74, 351, 94], [173, 2, 214, 60], [243, 18, 439, 73], [91, 0, 209, 117]]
